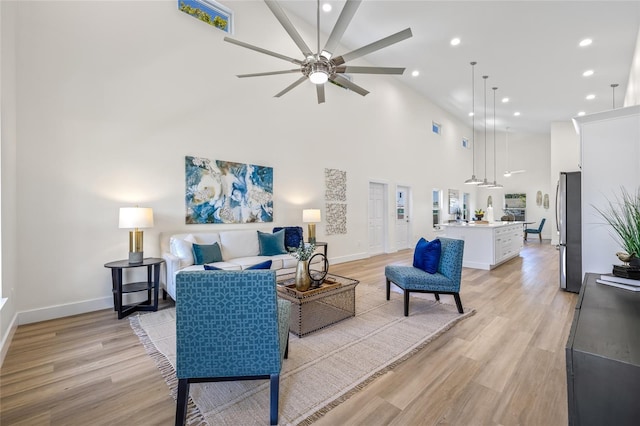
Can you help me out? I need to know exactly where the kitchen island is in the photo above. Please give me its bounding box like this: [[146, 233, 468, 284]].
[[440, 222, 523, 270]]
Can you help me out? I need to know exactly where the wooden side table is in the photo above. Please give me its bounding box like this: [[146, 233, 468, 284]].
[[104, 258, 164, 319]]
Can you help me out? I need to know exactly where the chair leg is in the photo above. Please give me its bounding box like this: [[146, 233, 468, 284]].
[[453, 293, 464, 314], [434, 293, 440, 301], [175, 379, 190, 426], [270, 374, 280, 426], [386, 278, 391, 300], [404, 290, 410, 317], [284, 335, 289, 359], [539, 233, 542, 243]]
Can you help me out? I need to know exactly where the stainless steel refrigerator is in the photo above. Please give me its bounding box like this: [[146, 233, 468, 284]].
[[557, 171, 582, 293]]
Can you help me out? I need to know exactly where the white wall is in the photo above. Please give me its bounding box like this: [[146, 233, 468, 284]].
[[0, 0, 19, 365], [549, 121, 581, 245], [8, 0, 491, 325], [624, 27, 640, 107]]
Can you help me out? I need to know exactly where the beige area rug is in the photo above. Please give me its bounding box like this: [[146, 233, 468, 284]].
[[130, 282, 475, 426]]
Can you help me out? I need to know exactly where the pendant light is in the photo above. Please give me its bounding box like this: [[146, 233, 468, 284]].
[[489, 86, 503, 189], [464, 62, 482, 185], [611, 83, 619, 109], [477, 75, 492, 187]]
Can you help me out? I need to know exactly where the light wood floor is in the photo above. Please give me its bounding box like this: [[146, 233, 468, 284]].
[[1, 241, 575, 425]]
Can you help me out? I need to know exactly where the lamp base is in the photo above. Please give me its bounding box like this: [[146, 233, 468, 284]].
[[307, 223, 316, 245], [128, 251, 143, 264]]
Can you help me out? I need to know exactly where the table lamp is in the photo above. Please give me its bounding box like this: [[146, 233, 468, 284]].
[[119, 207, 154, 264], [302, 209, 321, 244]]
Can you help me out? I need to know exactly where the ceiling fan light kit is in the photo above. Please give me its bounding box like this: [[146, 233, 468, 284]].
[[223, 0, 412, 104]]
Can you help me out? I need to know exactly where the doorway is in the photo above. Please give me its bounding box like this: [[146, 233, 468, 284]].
[[368, 182, 387, 255], [395, 185, 412, 250]]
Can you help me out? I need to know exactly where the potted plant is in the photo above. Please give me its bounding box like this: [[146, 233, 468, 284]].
[[475, 209, 485, 221], [593, 187, 640, 267]]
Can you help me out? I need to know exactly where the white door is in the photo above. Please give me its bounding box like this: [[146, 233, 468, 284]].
[[368, 182, 386, 255], [396, 186, 411, 250]]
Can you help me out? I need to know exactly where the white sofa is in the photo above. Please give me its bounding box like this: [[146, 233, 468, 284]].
[[160, 229, 302, 301]]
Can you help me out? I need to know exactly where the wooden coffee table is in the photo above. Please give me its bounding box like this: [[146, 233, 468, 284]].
[[277, 273, 359, 337]]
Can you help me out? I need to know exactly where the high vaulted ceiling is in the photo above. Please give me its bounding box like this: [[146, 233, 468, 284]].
[[269, 1, 640, 134]]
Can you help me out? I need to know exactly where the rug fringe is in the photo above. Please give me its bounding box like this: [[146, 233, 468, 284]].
[[296, 307, 477, 425], [130, 314, 208, 426]]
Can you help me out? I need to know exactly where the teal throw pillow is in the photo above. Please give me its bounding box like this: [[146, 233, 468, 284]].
[[246, 260, 272, 270], [413, 238, 441, 274], [258, 229, 287, 256], [192, 242, 223, 265], [203, 264, 221, 270]]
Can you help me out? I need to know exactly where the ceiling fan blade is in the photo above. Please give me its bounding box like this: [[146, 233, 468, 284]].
[[274, 76, 307, 98], [264, 0, 313, 58], [336, 66, 406, 75], [330, 74, 369, 97], [512, 170, 526, 174], [333, 28, 413, 66], [237, 69, 301, 78], [316, 84, 325, 104], [224, 37, 303, 65], [321, 0, 362, 59]]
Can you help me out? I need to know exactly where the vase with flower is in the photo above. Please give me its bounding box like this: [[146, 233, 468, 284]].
[[290, 242, 316, 291]]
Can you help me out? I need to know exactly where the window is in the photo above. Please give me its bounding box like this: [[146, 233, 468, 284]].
[[432, 121, 442, 135], [432, 189, 442, 227], [178, 0, 234, 34]]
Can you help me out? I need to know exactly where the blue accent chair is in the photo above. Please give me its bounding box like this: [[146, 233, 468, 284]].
[[385, 237, 465, 316], [524, 218, 546, 242], [175, 270, 291, 426]]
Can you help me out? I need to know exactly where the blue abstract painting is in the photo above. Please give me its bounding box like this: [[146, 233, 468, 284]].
[[185, 156, 273, 224]]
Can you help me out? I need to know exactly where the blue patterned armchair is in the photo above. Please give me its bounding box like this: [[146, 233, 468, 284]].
[[385, 237, 465, 316], [175, 270, 291, 426]]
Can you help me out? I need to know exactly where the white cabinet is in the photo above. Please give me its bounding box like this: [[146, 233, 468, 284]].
[[441, 223, 523, 270]]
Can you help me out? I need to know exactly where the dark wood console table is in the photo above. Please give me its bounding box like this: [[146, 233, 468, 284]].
[[566, 272, 640, 425]]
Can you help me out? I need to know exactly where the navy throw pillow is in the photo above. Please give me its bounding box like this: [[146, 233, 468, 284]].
[[258, 230, 287, 256], [192, 242, 223, 265], [273, 226, 304, 251], [246, 260, 272, 270], [203, 264, 222, 270], [413, 238, 442, 274]]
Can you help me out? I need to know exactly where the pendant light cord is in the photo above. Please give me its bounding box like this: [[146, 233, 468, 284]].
[[493, 87, 498, 182], [483, 76, 488, 181], [471, 62, 476, 175]]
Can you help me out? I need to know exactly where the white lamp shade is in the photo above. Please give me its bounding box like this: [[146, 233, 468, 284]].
[[302, 209, 321, 223], [119, 207, 154, 229]]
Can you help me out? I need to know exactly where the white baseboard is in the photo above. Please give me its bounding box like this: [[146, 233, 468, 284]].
[[0, 309, 18, 368], [329, 251, 369, 265], [17, 297, 114, 325]]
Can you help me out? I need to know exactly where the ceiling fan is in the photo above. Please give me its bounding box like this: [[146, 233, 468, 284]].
[[503, 127, 526, 177], [223, 0, 413, 104]]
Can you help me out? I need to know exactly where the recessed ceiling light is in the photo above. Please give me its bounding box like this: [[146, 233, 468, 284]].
[[579, 38, 592, 47], [501, 97, 510, 103], [450, 38, 461, 46], [586, 94, 596, 100], [468, 112, 474, 117], [578, 111, 586, 116], [322, 3, 332, 12], [411, 70, 420, 77], [514, 112, 521, 116], [583, 70, 594, 77]]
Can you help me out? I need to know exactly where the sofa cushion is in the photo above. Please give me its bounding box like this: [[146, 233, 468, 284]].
[[247, 260, 273, 270], [413, 238, 441, 274], [219, 230, 260, 260], [258, 229, 287, 256], [192, 242, 223, 265], [170, 234, 197, 268], [203, 264, 221, 270]]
